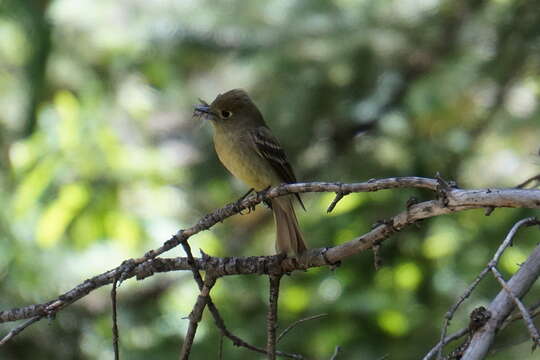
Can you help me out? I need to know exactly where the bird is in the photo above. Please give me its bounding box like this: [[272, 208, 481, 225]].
[[195, 89, 306, 255]]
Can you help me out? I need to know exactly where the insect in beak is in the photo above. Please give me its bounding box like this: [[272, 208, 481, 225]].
[[193, 99, 215, 119]]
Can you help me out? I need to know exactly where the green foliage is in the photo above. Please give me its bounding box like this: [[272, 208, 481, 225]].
[[1, 0, 539, 359]]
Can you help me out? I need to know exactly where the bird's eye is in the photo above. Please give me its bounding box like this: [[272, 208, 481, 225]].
[[221, 110, 232, 118]]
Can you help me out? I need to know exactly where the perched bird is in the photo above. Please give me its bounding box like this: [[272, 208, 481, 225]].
[[195, 89, 306, 255]]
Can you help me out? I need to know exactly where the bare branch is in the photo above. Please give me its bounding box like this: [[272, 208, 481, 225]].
[[501, 300, 540, 330], [111, 277, 120, 360], [267, 274, 282, 360], [423, 328, 470, 360], [330, 346, 342, 360], [326, 185, 350, 213], [462, 228, 540, 359], [218, 335, 224, 360], [178, 237, 217, 359], [1, 178, 539, 345], [516, 174, 540, 189], [179, 232, 300, 359], [0, 316, 42, 346], [490, 267, 540, 349], [180, 275, 217, 360], [434, 217, 539, 359]]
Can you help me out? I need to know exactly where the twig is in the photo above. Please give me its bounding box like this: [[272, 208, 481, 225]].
[[515, 174, 540, 189], [372, 243, 383, 270], [490, 267, 540, 349], [434, 217, 539, 359], [180, 275, 217, 359], [0, 316, 42, 345], [277, 314, 327, 343], [423, 328, 469, 360], [501, 300, 540, 330], [267, 274, 282, 360], [111, 276, 120, 360], [330, 345, 341, 360], [489, 218, 538, 265], [327, 189, 350, 213], [178, 239, 216, 360], [218, 334, 224, 360], [208, 306, 303, 359]]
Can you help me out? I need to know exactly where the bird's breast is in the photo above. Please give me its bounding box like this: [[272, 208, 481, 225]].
[[213, 130, 278, 190]]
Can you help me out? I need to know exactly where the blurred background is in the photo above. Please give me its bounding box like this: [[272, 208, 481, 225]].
[[1, 0, 539, 359]]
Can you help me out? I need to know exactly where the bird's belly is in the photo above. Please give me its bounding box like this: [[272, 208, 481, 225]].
[[214, 132, 277, 190]]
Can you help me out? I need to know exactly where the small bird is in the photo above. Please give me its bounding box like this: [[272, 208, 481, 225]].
[[195, 89, 306, 255]]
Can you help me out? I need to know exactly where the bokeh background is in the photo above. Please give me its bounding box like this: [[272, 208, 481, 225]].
[[1, 0, 539, 359]]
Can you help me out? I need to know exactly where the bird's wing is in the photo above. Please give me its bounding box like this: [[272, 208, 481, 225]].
[[249, 126, 306, 210]]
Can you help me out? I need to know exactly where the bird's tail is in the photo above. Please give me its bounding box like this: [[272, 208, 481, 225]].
[[272, 196, 306, 255]]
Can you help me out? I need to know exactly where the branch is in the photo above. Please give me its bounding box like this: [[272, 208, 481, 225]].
[[111, 277, 120, 360], [330, 346, 342, 360], [434, 217, 539, 359], [426, 301, 540, 360], [267, 274, 282, 360], [490, 267, 540, 349], [1, 178, 539, 342], [180, 274, 217, 359], [178, 231, 300, 359], [0, 316, 41, 346], [516, 174, 540, 189], [462, 226, 540, 359], [423, 328, 470, 360]]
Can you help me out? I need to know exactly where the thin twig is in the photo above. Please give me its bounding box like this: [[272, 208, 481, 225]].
[[179, 274, 217, 359], [179, 239, 205, 290], [208, 302, 303, 359], [489, 217, 539, 266], [267, 274, 282, 360], [501, 300, 540, 330], [490, 267, 540, 349], [515, 174, 540, 189], [327, 190, 350, 213], [218, 334, 224, 360], [422, 328, 470, 360], [372, 244, 383, 270], [111, 276, 120, 360], [330, 345, 342, 360], [0, 316, 42, 345], [277, 314, 327, 343], [179, 239, 216, 360]]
